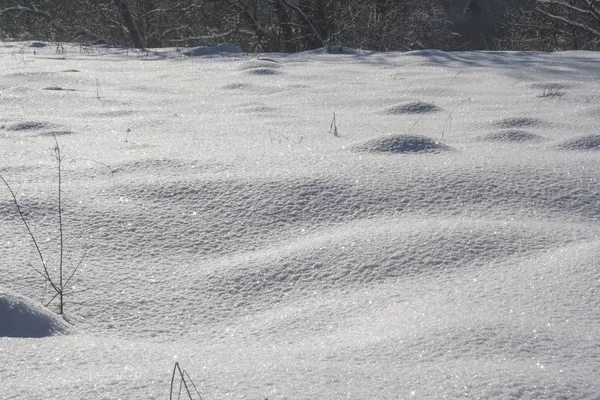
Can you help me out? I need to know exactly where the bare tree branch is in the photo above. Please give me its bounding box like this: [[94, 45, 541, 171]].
[[280, 0, 326, 47], [0, 175, 57, 293], [537, 0, 594, 16], [230, 0, 268, 47], [166, 28, 242, 43], [54, 136, 65, 315], [0, 5, 52, 19], [62, 25, 110, 43], [0, 4, 110, 43], [536, 5, 600, 38], [583, 0, 600, 21], [1, 137, 85, 315]]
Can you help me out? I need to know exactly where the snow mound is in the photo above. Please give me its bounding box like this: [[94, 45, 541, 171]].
[[246, 67, 281, 76], [239, 59, 281, 70], [479, 130, 544, 142], [237, 105, 277, 113], [6, 121, 55, 132], [381, 101, 441, 115], [222, 82, 252, 90], [0, 290, 72, 338], [557, 134, 600, 151], [43, 86, 76, 91], [530, 82, 570, 90], [183, 43, 242, 56], [353, 135, 451, 154], [494, 117, 544, 129]]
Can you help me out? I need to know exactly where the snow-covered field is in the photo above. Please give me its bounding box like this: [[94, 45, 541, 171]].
[[1, 41, 599, 399]]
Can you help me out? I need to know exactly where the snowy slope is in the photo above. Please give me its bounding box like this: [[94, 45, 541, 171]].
[[0, 42, 599, 399]]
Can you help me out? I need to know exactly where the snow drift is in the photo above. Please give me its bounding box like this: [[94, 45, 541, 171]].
[[0, 290, 71, 338]]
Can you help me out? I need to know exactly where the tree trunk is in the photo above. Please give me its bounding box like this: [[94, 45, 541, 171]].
[[114, 0, 145, 48], [276, 0, 296, 52]]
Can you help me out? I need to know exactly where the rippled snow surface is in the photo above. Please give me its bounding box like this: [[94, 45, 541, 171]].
[[1, 43, 599, 399]]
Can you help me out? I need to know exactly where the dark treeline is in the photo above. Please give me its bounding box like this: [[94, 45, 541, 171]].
[[0, 0, 599, 51]]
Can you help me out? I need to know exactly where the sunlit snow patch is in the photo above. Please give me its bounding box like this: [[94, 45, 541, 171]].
[[37, 130, 74, 137], [557, 134, 600, 151], [0, 290, 72, 338], [353, 135, 451, 154]]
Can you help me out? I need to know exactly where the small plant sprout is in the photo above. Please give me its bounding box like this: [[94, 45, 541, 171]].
[[78, 157, 118, 174], [96, 78, 103, 104], [0, 137, 84, 315], [442, 98, 471, 139], [55, 42, 66, 54], [170, 362, 203, 400], [538, 88, 564, 98], [330, 112, 339, 137], [269, 129, 303, 145]]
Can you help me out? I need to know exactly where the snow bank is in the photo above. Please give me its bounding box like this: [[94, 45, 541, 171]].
[[0, 290, 71, 338], [183, 43, 242, 56]]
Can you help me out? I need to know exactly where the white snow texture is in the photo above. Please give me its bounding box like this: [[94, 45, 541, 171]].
[[0, 42, 599, 399]]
